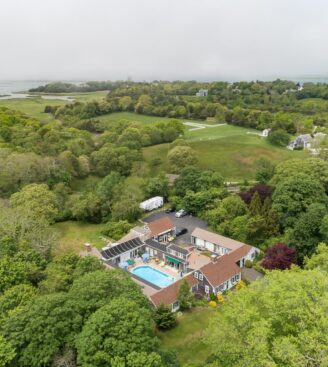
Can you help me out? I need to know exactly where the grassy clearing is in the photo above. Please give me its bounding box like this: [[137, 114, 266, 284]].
[[97, 111, 175, 128], [156, 307, 216, 366], [0, 97, 66, 123], [97, 111, 214, 129], [52, 221, 108, 255], [0, 91, 107, 122], [143, 124, 306, 180]]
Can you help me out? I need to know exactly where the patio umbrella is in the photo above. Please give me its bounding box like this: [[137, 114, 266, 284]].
[[142, 253, 150, 261], [119, 261, 129, 269]]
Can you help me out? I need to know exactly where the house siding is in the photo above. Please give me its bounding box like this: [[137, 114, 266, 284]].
[[193, 270, 214, 295], [193, 269, 241, 295], [191, 235, 231, 255]]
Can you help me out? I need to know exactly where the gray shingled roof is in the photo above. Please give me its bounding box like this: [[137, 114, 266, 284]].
[[167, 244, 190, 255], [145, 239, 168, 252]]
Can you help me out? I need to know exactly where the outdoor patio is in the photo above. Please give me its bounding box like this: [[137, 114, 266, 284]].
[[188, 250, 212, 270]]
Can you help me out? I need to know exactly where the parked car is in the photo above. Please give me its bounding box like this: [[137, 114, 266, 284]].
[[165, 207, 175, 213], [176, 227, 188, 236], [175, 209, 187, 218]]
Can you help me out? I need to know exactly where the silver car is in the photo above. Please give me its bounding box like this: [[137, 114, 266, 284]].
[[175, 209, 187, 218]]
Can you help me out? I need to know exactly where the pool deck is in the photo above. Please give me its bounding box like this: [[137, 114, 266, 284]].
[[131, 258, 182, 279], [126, 258, 183, 298]]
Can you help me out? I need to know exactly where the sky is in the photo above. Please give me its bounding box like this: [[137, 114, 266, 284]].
[[1, 0, 328, 81]]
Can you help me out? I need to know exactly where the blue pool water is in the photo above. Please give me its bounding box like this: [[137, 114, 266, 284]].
[[132, 266, 175, 288]]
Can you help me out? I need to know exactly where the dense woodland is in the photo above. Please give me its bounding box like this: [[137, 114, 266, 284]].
[[0, 80, 328, 366], [34, 80, 328, 135]]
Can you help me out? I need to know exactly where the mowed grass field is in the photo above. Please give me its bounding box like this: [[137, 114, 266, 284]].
[[144, 123, 306, 180], [53, 221, 108, 255], [156, 307, 216, 365], [0, 91, 107, 123], [97, 111, 172, 127]]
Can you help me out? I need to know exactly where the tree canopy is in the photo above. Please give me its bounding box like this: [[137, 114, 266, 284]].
[[205, 269, 328, 367]]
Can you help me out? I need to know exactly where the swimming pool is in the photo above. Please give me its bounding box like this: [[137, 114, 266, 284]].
[[132, 266, 175, 288]]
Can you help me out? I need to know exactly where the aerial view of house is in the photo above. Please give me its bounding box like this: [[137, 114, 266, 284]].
[[101, 214, 259, 311]]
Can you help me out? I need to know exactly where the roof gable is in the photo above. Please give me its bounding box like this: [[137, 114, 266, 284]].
[[199, 255, 241, 287], [150, 274, 198, 307], [148, 216, 175, 237]]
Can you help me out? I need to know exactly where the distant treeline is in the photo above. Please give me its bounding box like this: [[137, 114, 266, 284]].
[[29, 81, 117, 93], [42, 79, 328, 134], [31, 79, 328, 100]]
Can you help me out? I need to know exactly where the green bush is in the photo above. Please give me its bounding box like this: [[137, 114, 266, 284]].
[[245, 259, 253, 268], [253, 263, 266, 275], [209, 293, 217, 301], [153, 303, 177, 330], [101, 220, 133, 240]]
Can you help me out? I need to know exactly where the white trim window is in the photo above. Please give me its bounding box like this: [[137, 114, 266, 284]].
[[172, 301, 180, 311], [198, 273, 203, 281], [205, 285, 210, 294], [194, 272, 198, 279]]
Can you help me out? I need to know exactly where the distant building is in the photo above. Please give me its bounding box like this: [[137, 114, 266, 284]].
[[196, 89, 208, 97], [288, 133, 326, 150], [261, 128, 271, 137]]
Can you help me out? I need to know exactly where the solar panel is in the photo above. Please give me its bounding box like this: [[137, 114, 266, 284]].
[[100, 237, 143, 260]]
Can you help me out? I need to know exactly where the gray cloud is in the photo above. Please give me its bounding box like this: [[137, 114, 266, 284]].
[[0, 0, 328, 81]]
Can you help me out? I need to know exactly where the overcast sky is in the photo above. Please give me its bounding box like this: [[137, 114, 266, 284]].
[[1, 0, 328, 81]]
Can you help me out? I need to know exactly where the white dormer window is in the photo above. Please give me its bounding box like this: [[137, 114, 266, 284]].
[[199, 273, 203, 281], [194, 272, 198, 279]]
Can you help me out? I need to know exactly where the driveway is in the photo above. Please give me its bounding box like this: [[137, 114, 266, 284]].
[[143, 211, 208, 246]]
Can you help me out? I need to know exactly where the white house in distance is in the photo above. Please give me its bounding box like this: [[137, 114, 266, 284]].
[[196, 89, 208, 97], [287, 132, 326, 151], [261, 128, 271, 137]]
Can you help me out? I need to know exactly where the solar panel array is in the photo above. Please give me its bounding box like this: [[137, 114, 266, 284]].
[[101, 237, 143, 259]]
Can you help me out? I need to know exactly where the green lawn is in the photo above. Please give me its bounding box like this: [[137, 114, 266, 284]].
[[156, 307, 216, 366], [97, 111, 176, 128], [97, 111, 216, 129], [143, 124, 306, 180], [0, 97, 66, 123], [0, 91, 107, 123], [53, 221, 108, 255]]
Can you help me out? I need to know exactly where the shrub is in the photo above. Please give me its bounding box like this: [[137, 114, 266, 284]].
[[267, 129, 290, 147], [262, 243, 297, 270], [101, 220, 133, 240], [208, 301, 217, 308], [253, 263, 266, 275], [153, 304, 177, 330], [217, 293, 224, 304], [209, 293, 217, 301], [235, 280, 247, 290], [245, 259, 253, 268]]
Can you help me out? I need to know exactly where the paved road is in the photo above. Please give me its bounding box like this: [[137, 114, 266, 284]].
[[143, 211, 208, 246]]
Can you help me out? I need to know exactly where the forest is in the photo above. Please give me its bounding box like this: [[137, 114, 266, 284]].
[[0, 80, 328, 366]]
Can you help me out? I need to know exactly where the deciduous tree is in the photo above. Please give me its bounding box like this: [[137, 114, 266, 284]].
[[262, 243, 297, 270]]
